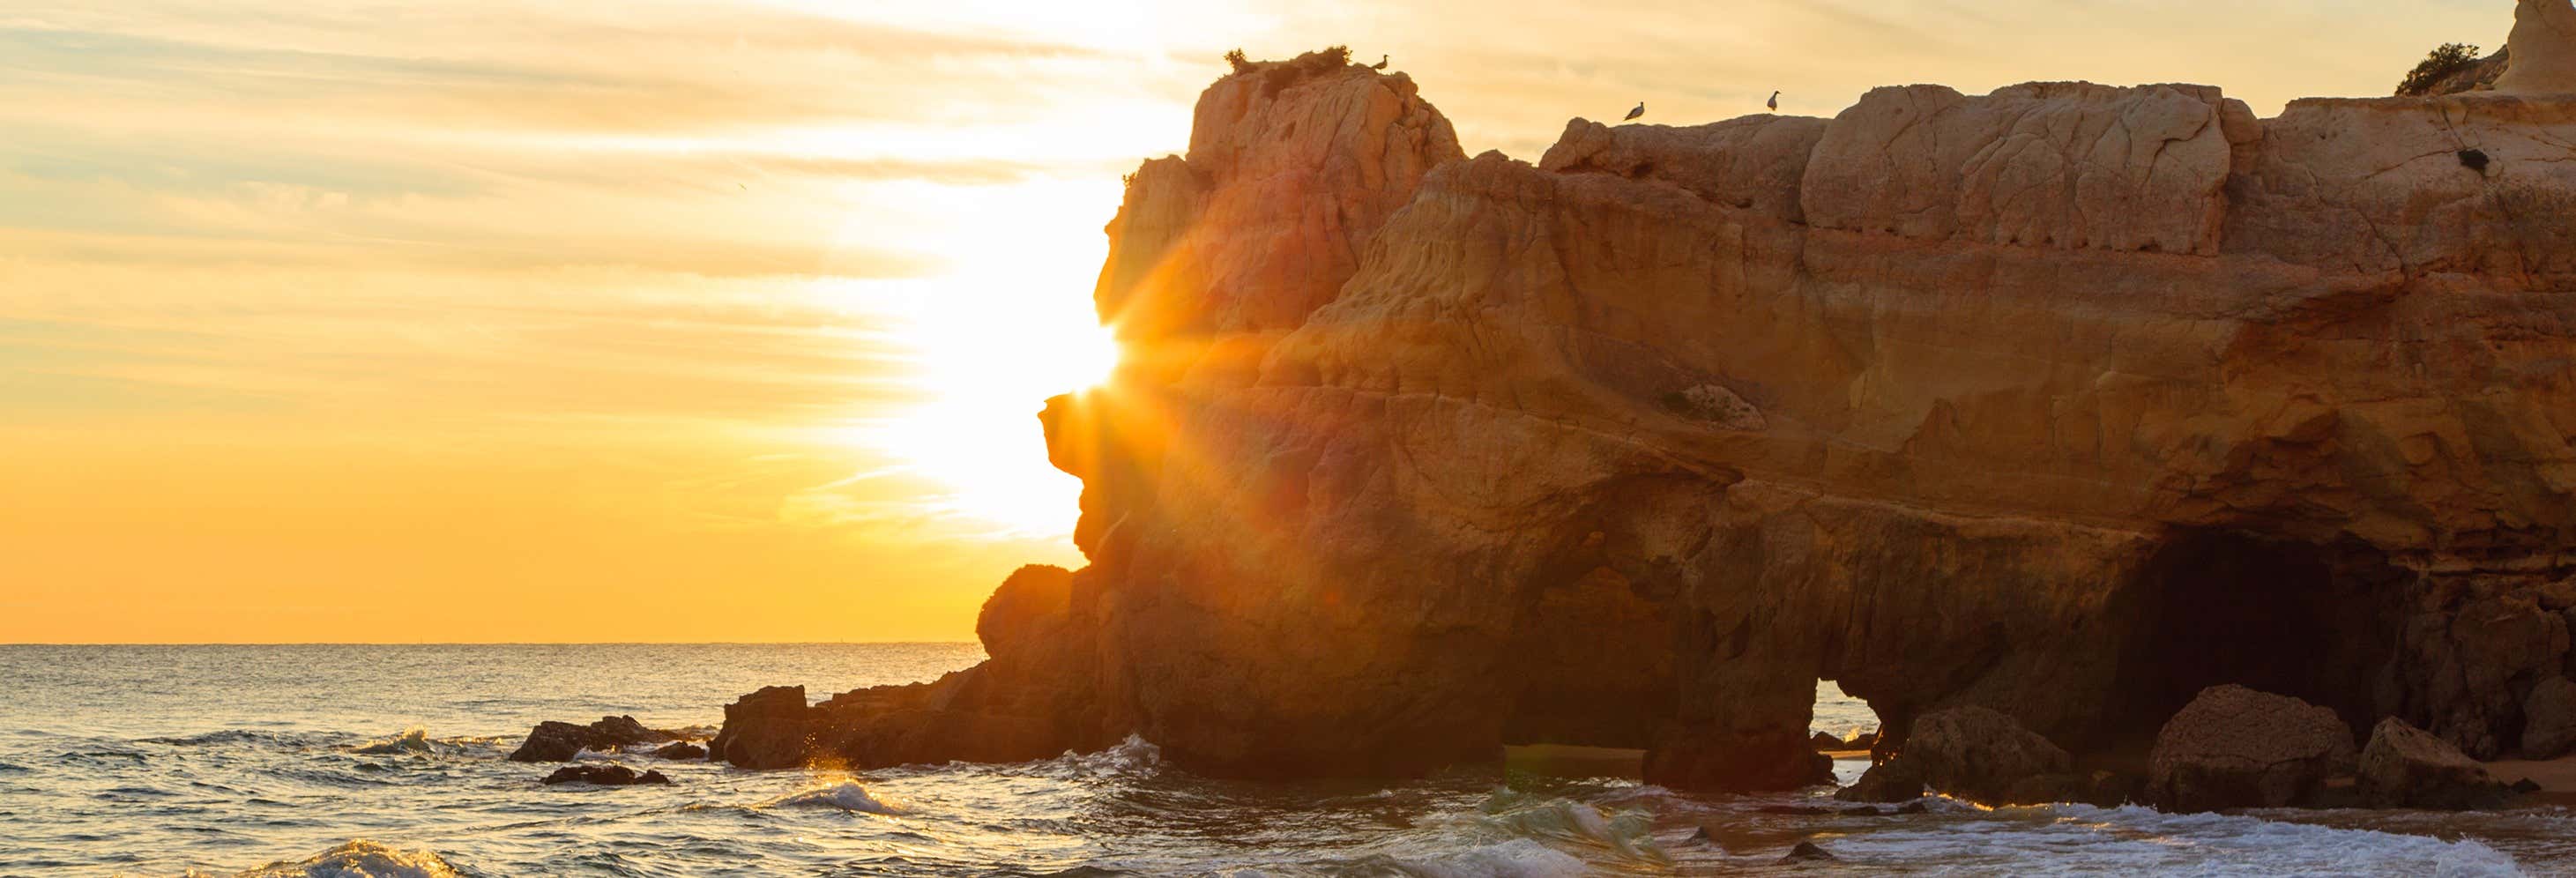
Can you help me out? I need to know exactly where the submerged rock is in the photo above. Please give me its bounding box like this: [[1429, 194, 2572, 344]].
[[1779, 841, 1837, 863], [2147, 685, 2358, 811], [652, 741, 708, 761], [541, 763, 670, 786], [507, 716, 681, 763], [2359, 718, 2510, 809], [1907, 707, 2071, 804]]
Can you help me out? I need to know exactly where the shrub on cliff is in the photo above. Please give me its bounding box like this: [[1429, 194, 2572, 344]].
[[1225, 48, 1252, 74], [2398, 43, 2483, 95]]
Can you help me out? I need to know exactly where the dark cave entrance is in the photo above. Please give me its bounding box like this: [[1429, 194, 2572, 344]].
[[2097, 530, 2407, 752]]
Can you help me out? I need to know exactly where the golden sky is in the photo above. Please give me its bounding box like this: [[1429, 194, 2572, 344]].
[[0, 0, 2509, 643]]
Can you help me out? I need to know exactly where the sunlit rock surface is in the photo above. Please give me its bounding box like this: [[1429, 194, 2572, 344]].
[[719, 48, 2576, 792]]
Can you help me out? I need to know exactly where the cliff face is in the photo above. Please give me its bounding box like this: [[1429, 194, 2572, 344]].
[[721, 50, 2576, 790]]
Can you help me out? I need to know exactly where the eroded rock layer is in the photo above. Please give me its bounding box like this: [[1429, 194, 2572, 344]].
[[721, 51, 2576, 790]]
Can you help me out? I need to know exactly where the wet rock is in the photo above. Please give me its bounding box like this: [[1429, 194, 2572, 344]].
[[2084, 770, 2142, 807], [540, 763, 670, 786], [2359, 717, 2511, 809], [1895, 800, 1929, 815], [1779, 841, 1837, 863], [651, 741, 708, 761], [506, 716, 680, 763], [2522, 676, 2576, 758], [2306, 777, 2366, 809], [708, 685, 811, 770], [1755, 805, 1836, 815], [1834, 757, 1925, 803], [2147, 685, 2359, 811], [2001, 773, 2085, 806], [2512, 777, 2544, 795], [1907, 707, 2071, 804]]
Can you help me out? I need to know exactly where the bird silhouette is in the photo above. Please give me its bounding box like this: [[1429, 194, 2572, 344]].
[[1372, 54, 1389, 71], [1624, 101, 1644, 122], [1768, 91, 1780, 111]]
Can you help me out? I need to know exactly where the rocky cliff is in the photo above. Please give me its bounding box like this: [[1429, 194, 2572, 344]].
[[717, 35, 2576, 791]]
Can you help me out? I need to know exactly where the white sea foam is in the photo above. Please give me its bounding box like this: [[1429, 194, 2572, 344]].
[[762, 780, 909, 815], [1391, 838, 1592, 878], [1034, 733, 1163, 778], [1820, 803, 2524, 876], [195, 840, 460, 878]]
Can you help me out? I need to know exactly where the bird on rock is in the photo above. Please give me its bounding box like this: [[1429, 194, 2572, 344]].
[[1624, 101, 1645, 121], [1768, 91, 1780, 111], [1372, 54, 1389, 70]]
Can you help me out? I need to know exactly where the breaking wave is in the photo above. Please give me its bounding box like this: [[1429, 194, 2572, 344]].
[[351, 728, 431, 755], [763, 780, 911, 815], [190, 840, 460, 878]]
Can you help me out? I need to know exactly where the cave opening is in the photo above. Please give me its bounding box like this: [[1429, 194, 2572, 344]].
[[2097, 530, 2406, 754]]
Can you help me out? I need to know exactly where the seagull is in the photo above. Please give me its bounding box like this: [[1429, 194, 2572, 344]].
[[1624, 101, 1645, 122], [1372, 54, 1389, 71], [1768, 91, 1780, 111]]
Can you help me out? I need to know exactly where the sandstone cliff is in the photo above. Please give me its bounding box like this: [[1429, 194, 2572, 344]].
[[720, 37, 2576, 791]]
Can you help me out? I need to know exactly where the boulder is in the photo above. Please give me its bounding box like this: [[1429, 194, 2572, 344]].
[[1808, 731, 1844, 750], [2522, 676, 2576, 757], [1833, 758, 1925, 803], [651, 741, 709, 761], [2495, 0, 2576, 95], [540, 763, 670, 785], [2083, 770, 2141, 807], [708, 685, 812, 770], [1906, 707, 2071, 803], [506, 715, 679, 763], [2146, 685, 2359, 810], [2358, 718, 2510, 808]]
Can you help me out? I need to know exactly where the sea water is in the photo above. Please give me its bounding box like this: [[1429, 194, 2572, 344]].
[[3, 644, 2567, 876]]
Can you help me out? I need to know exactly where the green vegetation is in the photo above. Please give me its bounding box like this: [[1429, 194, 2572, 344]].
[[2396, 42, 2483, 96]]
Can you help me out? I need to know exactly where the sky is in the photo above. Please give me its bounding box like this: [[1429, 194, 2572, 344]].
[[0, 0, 2512, 643]]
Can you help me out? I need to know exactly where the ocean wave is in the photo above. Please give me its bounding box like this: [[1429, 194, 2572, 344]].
[[351, 728, 432, 755], [190, 839, 460, 878], [762, 780, 910, 815], [1822, 803, 2523, 875], [1370, 838, 1592, 878], [1032, 734, 1163, 778]]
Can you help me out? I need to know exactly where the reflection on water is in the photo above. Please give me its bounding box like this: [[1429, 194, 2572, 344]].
[[2, 644, 2565, 876]]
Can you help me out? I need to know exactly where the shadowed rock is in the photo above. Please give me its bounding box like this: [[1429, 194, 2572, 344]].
[[507, 716, 681, 763], [1908, 707, 2070, 804], [2148, 685, 2358, 810], [2359, 718, 2510, 809], [1834, 758, 1925, 803], [540, 763, 669, 786]]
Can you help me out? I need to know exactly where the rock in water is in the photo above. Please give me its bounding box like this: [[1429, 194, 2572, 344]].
[[506, 715, 681, 763], [2147, 685, 2358, 810], [708, 685, 811, 770], [652, 741, 709, 761], [1834, 758, 1925, 803], [1906, 707, 2071, 804], [2522, 676, 2576, 758], [708, 36, 2576, 791], [1779, 841, 1837, 863], [2359, 718, 2510, 809], [541, 763, 671, 785]]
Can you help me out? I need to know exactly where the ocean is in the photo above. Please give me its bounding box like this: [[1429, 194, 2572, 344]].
[[3, 644, 2567, 876]]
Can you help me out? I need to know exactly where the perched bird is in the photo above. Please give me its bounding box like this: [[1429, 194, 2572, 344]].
[[1372, 54, 1389, 71], [1768, 91, 1780, 111], [1624, 101, 1645, 121]]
